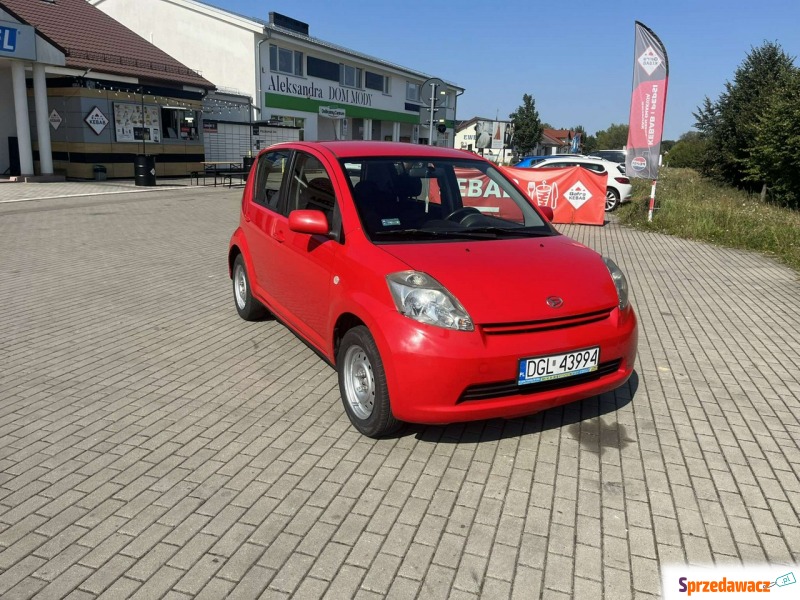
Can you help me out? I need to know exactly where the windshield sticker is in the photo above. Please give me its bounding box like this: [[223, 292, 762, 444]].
[[381, 218, 401, 226]]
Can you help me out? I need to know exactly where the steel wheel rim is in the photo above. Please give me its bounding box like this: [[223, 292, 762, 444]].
[[234, 264, 247, 309], [343, 344, 375, 420]]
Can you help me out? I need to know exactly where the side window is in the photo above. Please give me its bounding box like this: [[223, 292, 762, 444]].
[[254, 150, 290, 210], [286, 152, 336, 223]]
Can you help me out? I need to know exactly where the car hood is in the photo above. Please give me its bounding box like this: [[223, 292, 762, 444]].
[[378, 235, 619, 324]]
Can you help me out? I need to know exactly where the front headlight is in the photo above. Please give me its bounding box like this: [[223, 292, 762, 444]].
[[386, 271, 474, 331], [603, 257, 629, 310]]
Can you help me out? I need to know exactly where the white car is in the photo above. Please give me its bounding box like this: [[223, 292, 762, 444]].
[[529, 156, 633, 211]]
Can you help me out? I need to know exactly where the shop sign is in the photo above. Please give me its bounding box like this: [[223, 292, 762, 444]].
[[319, 106, 346, 119], [203, 121, 218, 133], [84, 107, 109, 135], [268, 75, 373, 107], [0, 20, 36, 61], [49, 109, 62, 131]]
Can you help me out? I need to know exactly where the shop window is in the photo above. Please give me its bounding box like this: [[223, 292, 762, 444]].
[[161, 108, 200, 140], [340, 64, 362, 89], [270, 44, 303, 76], [308, 56, 339, 81], [406, 82, 420, 102], [365, 71, 389, 94]]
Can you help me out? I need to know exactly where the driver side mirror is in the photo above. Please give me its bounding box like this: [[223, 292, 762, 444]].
[[540, 206, 554, 222], [288, 209, 330, 235]]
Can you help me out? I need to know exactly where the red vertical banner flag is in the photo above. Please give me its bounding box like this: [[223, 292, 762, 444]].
[[626, 21, 669, 180]]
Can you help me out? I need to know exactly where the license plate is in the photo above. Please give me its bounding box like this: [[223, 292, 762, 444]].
[[518, 347, 599, 386]]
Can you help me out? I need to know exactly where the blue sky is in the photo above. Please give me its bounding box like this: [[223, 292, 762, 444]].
[[211, 0, 800, 140]]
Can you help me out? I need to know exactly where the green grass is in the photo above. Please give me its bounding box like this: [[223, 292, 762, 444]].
[[617, 167, 800, 272]]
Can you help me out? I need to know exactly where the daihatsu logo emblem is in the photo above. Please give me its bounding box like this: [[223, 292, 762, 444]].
[[546, 296, 563, 308]]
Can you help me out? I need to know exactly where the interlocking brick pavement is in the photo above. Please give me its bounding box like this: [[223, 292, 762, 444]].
[[0, 185, 798, 599]]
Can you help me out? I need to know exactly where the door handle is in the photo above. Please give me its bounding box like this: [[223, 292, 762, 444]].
[[272, 228, 285, 243]]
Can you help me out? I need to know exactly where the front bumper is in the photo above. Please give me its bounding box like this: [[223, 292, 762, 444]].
[[378, 306, 638, 424]]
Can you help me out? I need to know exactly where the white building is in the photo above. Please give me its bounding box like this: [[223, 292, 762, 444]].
[[455, 117, 515, 165], [90, 1, 463, 158]]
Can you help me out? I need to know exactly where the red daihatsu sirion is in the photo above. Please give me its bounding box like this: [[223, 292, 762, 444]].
[[229, 141, 637, 437]]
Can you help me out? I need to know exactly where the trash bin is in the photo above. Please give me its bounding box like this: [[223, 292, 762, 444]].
[[93, 165, 107, 181], [242, 155, 255, 177], [134, 154, 156, 187]]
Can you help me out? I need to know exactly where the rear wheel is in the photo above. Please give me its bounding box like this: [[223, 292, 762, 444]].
[[605, 188, 620, 212], [337, 326, 400, 438], [232, 254, 267, 321]]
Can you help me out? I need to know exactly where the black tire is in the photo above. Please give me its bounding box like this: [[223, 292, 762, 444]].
[[232, 254, 267, 321], [605, 188, 620, 212], [337, 326, 401, 438]]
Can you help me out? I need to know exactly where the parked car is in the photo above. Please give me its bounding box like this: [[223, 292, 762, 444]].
[[529, 156, 633, 211], [513, 154, 587, 168], [514, 155, 553, 168], [229, 141, 637, 437], [589, 149, 627, 171]]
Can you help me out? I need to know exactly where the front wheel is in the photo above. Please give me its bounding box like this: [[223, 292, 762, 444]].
[[337, 326, 400, 438], [232, 254, 267, 321], [605, 188, 620, 212]]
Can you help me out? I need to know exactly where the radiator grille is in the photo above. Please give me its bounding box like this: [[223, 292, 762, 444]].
[[480, 307, 614, 336]]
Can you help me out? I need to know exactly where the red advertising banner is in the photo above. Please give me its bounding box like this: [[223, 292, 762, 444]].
[[436, 168, 607, 226], [503, 166, 607, 225], [626, 21, 669, 179]]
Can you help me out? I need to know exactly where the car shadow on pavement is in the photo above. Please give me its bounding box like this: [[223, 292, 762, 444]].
[[399, 371, 639, 448]]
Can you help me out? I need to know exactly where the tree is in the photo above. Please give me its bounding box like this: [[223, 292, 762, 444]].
[[509, 94, 543, 157], [661, 140, 676, 153], [694, 41, 797, 190], [746, 70, 800, 207], [665, 131, 708, 169], [593, 123, 629, 149]]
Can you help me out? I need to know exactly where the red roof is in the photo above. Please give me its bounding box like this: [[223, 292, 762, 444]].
[[543, 128, 574, 144], [0, 0, 213, 89]]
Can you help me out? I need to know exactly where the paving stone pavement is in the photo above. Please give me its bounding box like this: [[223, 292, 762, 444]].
[[0, 185, 798, 599]]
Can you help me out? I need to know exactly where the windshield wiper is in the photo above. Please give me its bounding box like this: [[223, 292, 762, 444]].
[[372, 228, 498, 240], [455, 226, 554, 237]]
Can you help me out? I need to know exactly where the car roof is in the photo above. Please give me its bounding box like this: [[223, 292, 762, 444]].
[[536, 156, 605, 164], [533, 156, 619, 170], [265, 140, 480, 160]]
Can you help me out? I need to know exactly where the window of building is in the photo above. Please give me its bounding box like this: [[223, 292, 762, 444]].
[[161, 108, 200, 140], [270, 44, 303, 76], [365, 71, 390, 94], [340, 64, 362, 89], [406, 82, 420, 102], [307, 56, 339, 81]]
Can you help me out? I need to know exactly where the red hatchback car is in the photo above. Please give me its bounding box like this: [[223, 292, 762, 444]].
[[229, 141, 637, 437]]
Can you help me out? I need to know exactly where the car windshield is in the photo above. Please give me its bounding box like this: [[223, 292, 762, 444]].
[[341, 157, 553, 242]]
